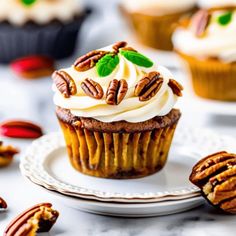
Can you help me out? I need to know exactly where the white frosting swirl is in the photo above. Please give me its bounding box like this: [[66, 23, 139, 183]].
[[0, 0, 83, 26], [53, 45, 180, 123], [198, 0, 236, 9], [173, 10, 236, 62], [121, 0, 197, 16]]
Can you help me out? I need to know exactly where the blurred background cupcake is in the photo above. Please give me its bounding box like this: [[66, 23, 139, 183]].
[[120, 0, 197, 51], [173, 1, 236, 101], [0, 0, 89, 63]]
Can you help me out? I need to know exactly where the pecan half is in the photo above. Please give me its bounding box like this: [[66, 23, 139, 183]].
[[190, 151, 236, 214], [52, 70, 77, 98], [0, 197, 7, 210], [0, 141, 19, 167], [4, 203, 59, 236], [168, 79, 183, 97], [0, 120, 43, 139], [112, 41, 127, 53], [191, 10, 211, 37], [81, 78, 104, 99], [106, 79, 128, 105], [74, 50, 107, 72], [121, 46, 137, 52], [134, 72, 163, 101]]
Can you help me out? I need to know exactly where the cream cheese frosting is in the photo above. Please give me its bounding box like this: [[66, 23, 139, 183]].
[[121, 0, 197, 16], [173, 10, 236, 62], [53, 44, 181, 123], [0, 0, 82, 25], [198, 0, 236, 9]]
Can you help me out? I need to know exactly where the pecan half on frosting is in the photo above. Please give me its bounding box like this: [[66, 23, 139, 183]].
[[0, 141, 19, 167], [74, 50, 107, 72], [190, 151, 236, 214], [112, 41, 127, 54], [81, 78, 104, 99], [191, 10, 211, 37], [53, 70, 77, 98], [168, 79, 183, 97], [4, 203, 59, 236], [106, 79, 128, 105], [134, 72, 164, 101]]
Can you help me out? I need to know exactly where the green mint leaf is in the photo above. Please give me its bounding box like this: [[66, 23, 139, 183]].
[[96, 54, 119, 77], [21, 0, 37, 6], [120, 50, 153, 68], [218, 11, 233, 26]]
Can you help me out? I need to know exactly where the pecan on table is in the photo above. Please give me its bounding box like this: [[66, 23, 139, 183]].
[[134, 72, 163, 102], [81, 78, 104, 99], [53, 70, 77, 98], [168, 79, 183, 97], [106, 79, 128, 105], [190, 151, 236, 214], [0, 141, 19, 167], [4, 203, 59, 236], [74, 50, 107, 72], [0, 197, 7, 210]]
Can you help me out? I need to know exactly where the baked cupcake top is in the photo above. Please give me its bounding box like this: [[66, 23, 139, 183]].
[[173, 8, 236, 62], [0, 0, 83, 26], [52, 42, 183, 123], [198, 0, 236, 9], [121, 0, 197, 16]]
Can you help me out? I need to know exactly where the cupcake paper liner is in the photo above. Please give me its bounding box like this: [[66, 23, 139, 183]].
[[179, 53, 236, 101], [122, 7, 194, 51], [58, 116, 179, 179], [0, 11, 90, 63]]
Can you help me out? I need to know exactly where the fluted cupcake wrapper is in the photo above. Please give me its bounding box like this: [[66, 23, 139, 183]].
[[58, 117, 178, 179], [122, 7, 194, 51], [179, 53, 236, 101]]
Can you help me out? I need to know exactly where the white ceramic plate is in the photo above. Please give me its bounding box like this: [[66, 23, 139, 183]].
[[24, 176, 204, 217], [20, 127, 236, 203]]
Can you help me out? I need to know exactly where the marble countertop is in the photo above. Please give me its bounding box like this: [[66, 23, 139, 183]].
[[0, 0, 236, 235]]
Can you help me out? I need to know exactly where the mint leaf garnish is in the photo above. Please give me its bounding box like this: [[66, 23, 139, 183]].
[[96, 54, 119, 77], [120, 50, 153, 68], [21, 0, 37, 6], [218, 11, 233, 26]]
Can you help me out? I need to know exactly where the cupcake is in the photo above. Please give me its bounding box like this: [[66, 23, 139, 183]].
[[52, 42, 183, 179], [0, 0, 89, 63], [120, 0, 197, 51], [173, 2, 236, 101]]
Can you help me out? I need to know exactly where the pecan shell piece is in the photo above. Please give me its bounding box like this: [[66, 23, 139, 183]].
[[74, 50, 107, 72], [106, 79, 128, 105], [0, 197, 7, 210], [168, 79, 183, 97], [4, 203, 59, 236], [191, 10, 211, 37], [190, 151, 236, 214], [134, 72, 163, 102], [81, 78, 104, 99], [52, 70, 77, 98], [112, 41, 127, 53]]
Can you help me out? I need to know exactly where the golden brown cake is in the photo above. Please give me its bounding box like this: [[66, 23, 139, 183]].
[[121, 0, 196, 51], [173, 5, 236, 101], [190, 151, 236, 214], [52, 42, 183, 179]]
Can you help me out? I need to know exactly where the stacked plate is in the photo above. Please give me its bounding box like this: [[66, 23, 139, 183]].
[[20, 127, 236, 217]]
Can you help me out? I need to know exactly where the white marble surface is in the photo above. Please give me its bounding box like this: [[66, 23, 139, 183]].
[[0, 0, 236, 235]]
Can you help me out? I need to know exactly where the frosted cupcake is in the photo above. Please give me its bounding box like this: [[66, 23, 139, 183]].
[[173, 3, 236, 101], [0, 0, 89, 63], [121, 0, 197, 51], [52, 42, 183, 179]]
